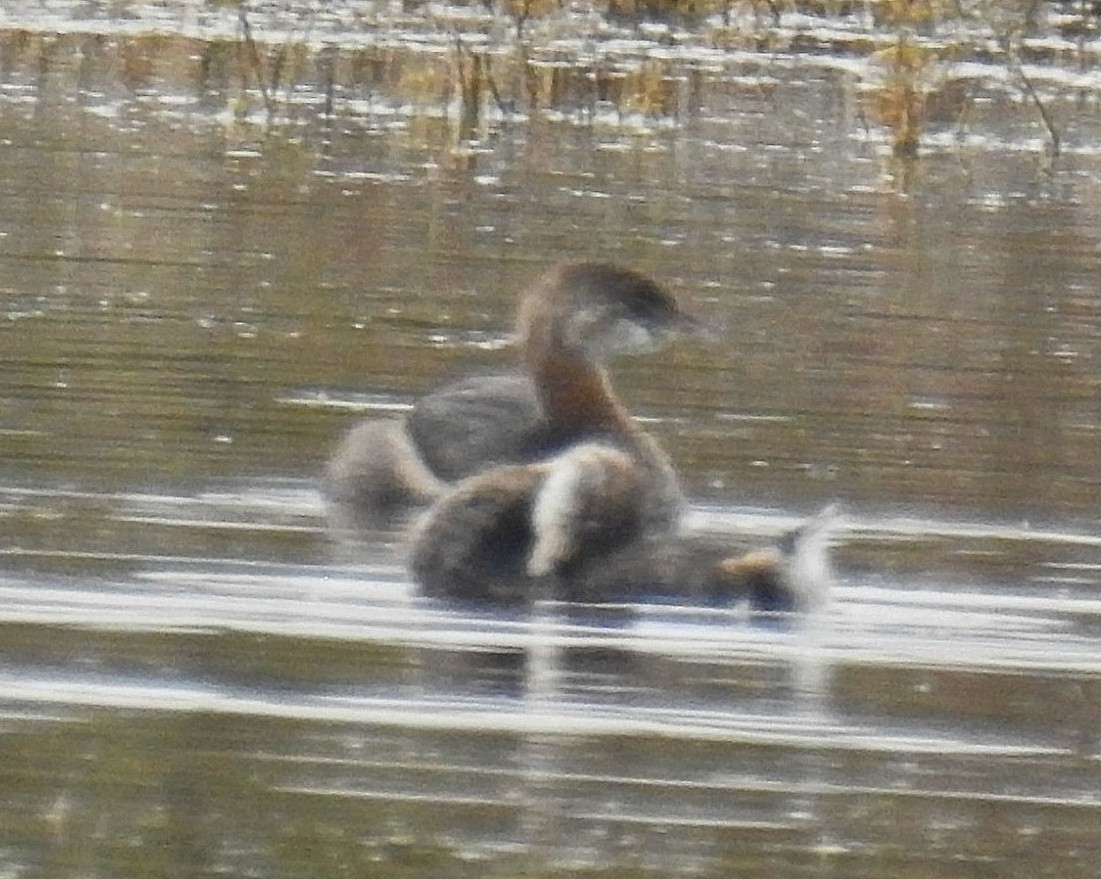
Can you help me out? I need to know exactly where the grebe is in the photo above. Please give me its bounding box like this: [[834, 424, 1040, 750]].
[[409, 439, 838, 613], [324, 262, 700, 522]]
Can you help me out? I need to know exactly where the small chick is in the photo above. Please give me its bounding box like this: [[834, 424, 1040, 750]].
[[409, 436, 838, 613], [707, 503, 838, 613]]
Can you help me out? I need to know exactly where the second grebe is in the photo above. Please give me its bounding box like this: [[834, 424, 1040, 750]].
[[409, 440, 838, 612], [324, 262, 699, 522]]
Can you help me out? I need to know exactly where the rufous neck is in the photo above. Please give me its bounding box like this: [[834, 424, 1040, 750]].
[[525, 348, 633, 434]]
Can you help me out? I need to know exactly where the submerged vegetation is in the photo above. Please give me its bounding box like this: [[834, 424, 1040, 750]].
[[1, 1, 1098, 157]]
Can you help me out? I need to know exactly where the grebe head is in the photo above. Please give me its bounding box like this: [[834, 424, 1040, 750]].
[[776, 503, 838, 610], [518, 261, 700, 364], [712, 504, 840, 613]]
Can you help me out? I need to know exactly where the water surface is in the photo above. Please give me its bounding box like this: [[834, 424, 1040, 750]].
[[1, 3, 1100, 876]]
